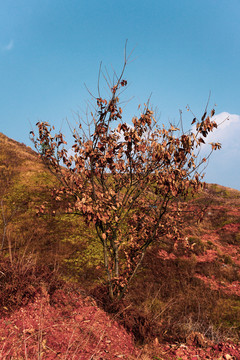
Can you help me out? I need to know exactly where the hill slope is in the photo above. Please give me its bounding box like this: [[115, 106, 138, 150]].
[[0, 133, 240, 359], [0, 132, 101, 282]]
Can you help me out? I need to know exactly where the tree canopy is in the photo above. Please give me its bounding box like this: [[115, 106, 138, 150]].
[[31, 59, 221, 300]]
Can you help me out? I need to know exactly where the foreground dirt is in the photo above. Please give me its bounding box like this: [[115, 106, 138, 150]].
[[0, 288, 240, 360]]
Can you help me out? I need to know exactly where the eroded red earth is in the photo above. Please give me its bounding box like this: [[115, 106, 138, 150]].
[[0, 288, 240, 359]]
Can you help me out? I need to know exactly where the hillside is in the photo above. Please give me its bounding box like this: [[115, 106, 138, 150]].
[[0, 132, 240, 359], [0, 132, 101, 281]]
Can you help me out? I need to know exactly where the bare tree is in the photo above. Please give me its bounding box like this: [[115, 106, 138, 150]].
[[31, 56, 221, 300]]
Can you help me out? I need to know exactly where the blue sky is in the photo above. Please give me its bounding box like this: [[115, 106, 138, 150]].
[[0, 0, 239, 190]]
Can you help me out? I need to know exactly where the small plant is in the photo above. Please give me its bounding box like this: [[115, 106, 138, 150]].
[[222, 254, 233, 265], [188, 236, 205, 255], [236, 233, 240, 244], [212, 298, 240, 337], [0, 253, 61, 315]]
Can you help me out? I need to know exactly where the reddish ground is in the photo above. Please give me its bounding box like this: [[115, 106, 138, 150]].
[[0, 289, 138, 359], [0, 288, 240, 360]]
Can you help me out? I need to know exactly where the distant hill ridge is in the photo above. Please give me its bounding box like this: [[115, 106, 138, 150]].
[[0, 132, 50, 194], [0, 132, 37, 162]]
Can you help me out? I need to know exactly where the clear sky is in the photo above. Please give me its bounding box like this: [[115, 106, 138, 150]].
[[0, 0, 239, 190]]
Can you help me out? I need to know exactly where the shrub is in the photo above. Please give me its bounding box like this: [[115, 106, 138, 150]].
[[31, 54, 221, 301], [0, 254, 62, 315]]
